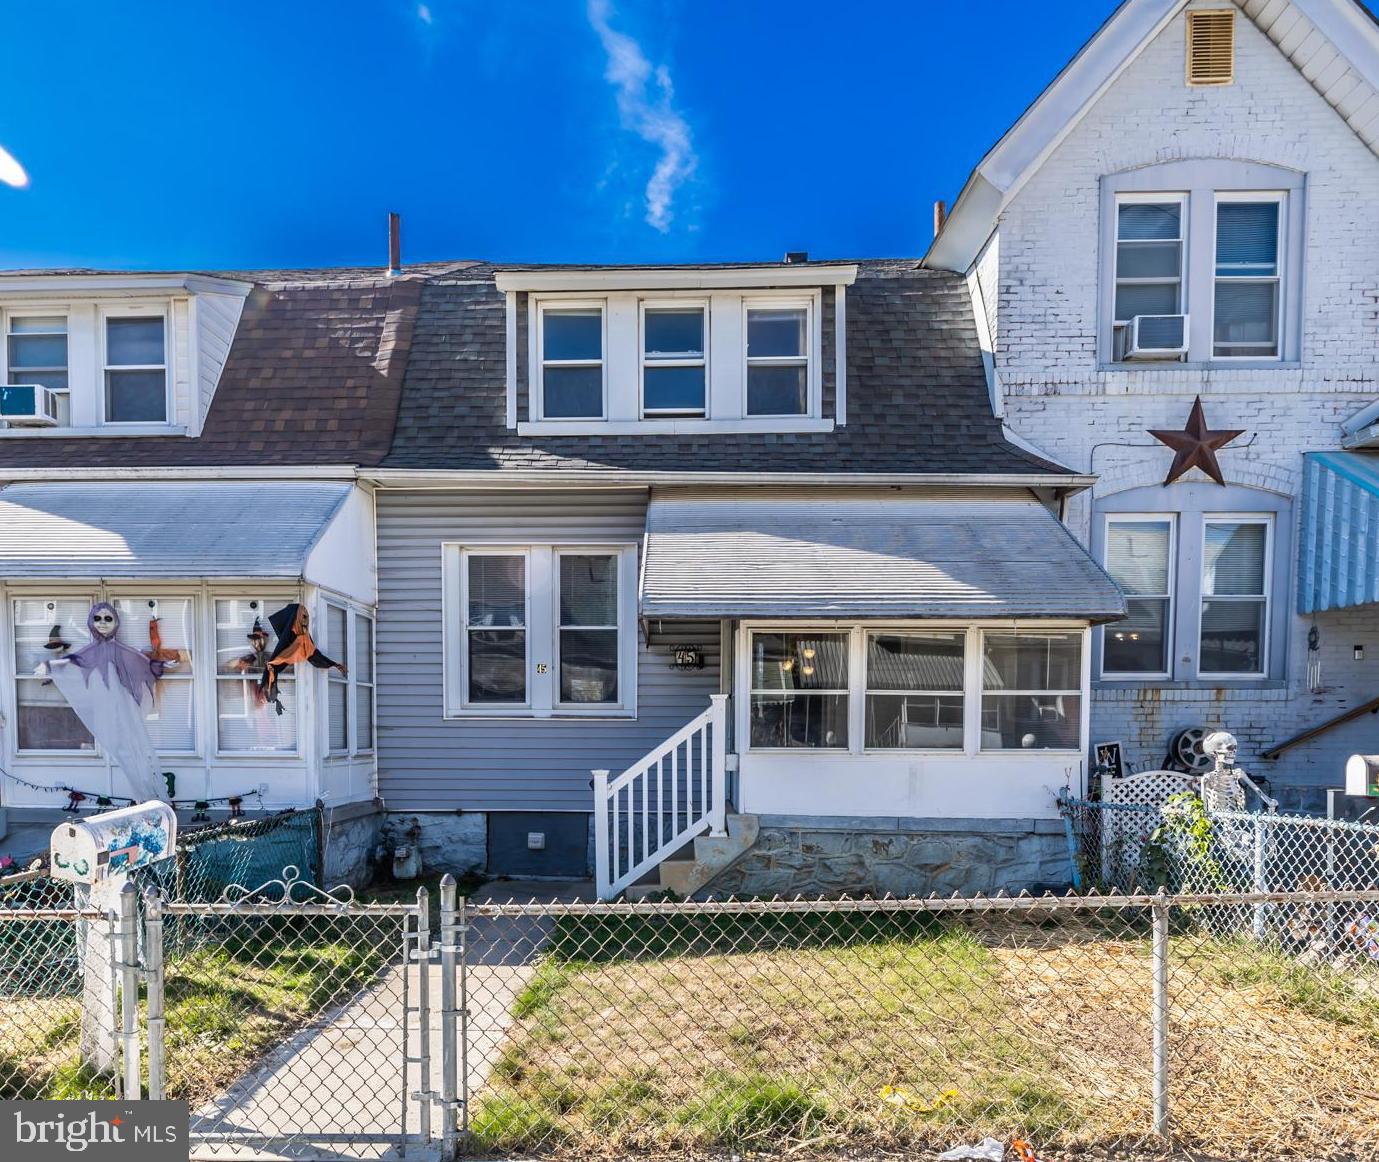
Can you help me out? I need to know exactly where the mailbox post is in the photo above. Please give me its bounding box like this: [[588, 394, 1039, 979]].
[[50, 802, 177, 1083]]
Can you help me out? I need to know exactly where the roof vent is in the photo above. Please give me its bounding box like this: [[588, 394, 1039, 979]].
[[1186, 10, 1234, 86], [783, 251, 809, 264]]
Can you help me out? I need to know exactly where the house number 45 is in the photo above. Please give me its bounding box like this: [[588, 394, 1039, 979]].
[[536, 663, 549, 674]]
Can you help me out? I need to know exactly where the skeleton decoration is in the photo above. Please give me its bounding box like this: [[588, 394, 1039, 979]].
[[37, 603, 167, 803], [1199, 730, 1248, 814], [257, 603, 346, 716]]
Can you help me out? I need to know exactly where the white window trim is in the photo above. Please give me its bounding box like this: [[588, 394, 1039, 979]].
[[533, 299, 607, 421], [1100, 513, 1177, 681], [742, 295, 821, 419], [639, 298, 709, 419], [98, 302, 171, 427], [1209, 191, 1285, 363], [4, 311, 71, 424], [735, 621, 1088, 759], [1196, 512, 1272, 681], [442, 542, 639, 719]]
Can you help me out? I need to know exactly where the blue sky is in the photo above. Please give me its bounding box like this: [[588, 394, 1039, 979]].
[[0, 1, 1111, 271]]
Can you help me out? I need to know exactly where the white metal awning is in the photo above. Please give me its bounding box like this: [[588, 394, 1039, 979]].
[[0, 481, 370, 599], [640, 489, 1126, 622]]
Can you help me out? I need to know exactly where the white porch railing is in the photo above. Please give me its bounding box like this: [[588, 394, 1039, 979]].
[[593, 693, 728, 900]]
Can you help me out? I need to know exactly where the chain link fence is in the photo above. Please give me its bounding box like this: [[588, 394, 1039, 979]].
[[462, 890, 1379, 1161]]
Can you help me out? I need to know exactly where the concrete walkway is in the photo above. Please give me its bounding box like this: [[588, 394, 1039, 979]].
[[188, 879, 593, 1161]]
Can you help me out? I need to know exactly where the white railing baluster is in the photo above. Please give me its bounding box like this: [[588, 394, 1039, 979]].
[[593, 696, 732, 898]]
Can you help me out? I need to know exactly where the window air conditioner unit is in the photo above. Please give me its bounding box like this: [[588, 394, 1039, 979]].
[[1116, 314, 1188, 361], [0, 383, 61, 426]]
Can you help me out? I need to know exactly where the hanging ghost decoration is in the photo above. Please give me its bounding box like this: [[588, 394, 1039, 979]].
[[38, 603, 167, 803], [258, 603, 346, 716]]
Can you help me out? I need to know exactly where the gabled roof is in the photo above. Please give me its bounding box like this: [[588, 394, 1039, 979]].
[[381, 258, 1070, 478], [926, 0, 1379, 272], [0, 266, 441, 470]]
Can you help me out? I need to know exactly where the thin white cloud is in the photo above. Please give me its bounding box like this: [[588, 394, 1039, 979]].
[[0, 144, 28, 189], [416, 3, 433, 25], [586, 0, 696, 232]]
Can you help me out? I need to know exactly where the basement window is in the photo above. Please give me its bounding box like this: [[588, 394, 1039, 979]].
[[1186, 10, 1234, 86]]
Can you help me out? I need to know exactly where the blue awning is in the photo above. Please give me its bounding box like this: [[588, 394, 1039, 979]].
[[1299, 452, 1379, 613]]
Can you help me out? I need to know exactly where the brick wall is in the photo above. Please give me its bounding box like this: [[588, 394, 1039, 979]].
[[993, 4, 1379, 808]]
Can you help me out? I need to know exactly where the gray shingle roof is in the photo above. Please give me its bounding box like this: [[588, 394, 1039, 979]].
[[383, 258, 1066, 475]]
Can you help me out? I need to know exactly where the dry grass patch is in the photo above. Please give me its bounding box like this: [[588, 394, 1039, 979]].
[[469, 910, 1379, 1160]]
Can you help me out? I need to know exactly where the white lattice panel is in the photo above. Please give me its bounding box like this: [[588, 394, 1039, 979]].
[[1101, 770, 1201, 886]]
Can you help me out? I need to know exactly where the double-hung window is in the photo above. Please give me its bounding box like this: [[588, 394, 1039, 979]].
[[1199, 518, 1270, 676], [539, 305, 604, 419], [1213, 198, 1281, 358], [641, 304, 706, 417], [215, 597, 297, 753], [115, 597, 195, 753], [6, 315, 70, 425], [1113, 199, 1185, 328], [748, 631, 849, 749], [745, 304, 810, 416], [980, 632, 1083, 751], [104, 314, 167, 422], [325, 604, 375, 753], [448, 544, 635, 716], [865, 632, 965, 750], [13, 598, 96, 752], [1102, 518, 1175, 677], [1096, 493, 1282, 683]]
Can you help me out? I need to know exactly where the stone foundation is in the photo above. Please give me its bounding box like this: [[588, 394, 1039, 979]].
[[698, 816, 1071, 899], [321, 800, 386, 888]]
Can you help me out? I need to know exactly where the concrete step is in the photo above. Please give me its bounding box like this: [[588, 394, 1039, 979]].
[[657, 813, 759, 897]]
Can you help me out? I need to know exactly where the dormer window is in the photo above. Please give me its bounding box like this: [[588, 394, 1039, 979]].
[[539, 305, 604, 419], [746, 303, 810, 416], [499, 264, 856, 435], [6, 315, 69, 425], [104, 313, 167, 423], [641, 303, 706, 417]]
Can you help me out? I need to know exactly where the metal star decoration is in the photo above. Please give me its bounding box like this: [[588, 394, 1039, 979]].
[[1147, 396, 1244, 486]]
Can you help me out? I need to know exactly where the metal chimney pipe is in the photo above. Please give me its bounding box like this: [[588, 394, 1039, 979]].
[[387, 212, 402, 277], [933, 200, 947, 238]]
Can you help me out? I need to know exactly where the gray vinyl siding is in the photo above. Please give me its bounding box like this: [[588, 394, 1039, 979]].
[[375, 489, 721, 812]]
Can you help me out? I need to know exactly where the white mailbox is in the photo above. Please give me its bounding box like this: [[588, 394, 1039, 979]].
[[50, 801, 178, 884], [1345, 754, 1379, 799]]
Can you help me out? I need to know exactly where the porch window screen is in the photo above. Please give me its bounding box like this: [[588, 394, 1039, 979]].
[[12, 597, 94, 751], [980, 632, 1082, 750], [865, 632, 965, 750], [215, 598, 297, 753], [114, 596, 195, 752], [1200, 519, 1268, 674], [749, 631, 848, 749], [1214, 200, 1280, 358], [558, 553, 619, 704], [465, 554, 527, 704], [1103, 519, 1173, 675]]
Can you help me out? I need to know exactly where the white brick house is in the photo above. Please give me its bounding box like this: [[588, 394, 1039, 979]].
[[928, 0, 1379, 810]]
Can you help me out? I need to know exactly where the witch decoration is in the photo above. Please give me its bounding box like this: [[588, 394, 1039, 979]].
[[258, 603, 347, 715], [37, 603, 168, 803]]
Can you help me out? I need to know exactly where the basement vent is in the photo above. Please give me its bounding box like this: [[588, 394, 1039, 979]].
[[1186, 9, 1235, 86]]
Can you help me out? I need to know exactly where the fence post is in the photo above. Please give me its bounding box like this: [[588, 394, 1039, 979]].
[[415, 886, 433, 1144], [117, 880, 141, 1099], [143, 886, 166, 1101], [458, 892, 470, 1148], [592, 769, 610, 898], [1151, 888, 1170, 1139], [1252, 815, 1268, 940], [439, 875, 459, 1161]]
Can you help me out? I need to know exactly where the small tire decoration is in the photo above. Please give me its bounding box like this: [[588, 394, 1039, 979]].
[[1166, 726, 1212, 773]]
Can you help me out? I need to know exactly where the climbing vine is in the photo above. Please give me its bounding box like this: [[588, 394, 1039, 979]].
[[1142, 792, 1229, 892]]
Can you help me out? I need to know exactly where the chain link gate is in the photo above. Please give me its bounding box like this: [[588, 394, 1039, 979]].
[[137, 869, 464, 1161]]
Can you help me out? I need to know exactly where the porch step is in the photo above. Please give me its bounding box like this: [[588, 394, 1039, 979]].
[[625, 813, 759, 900]]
